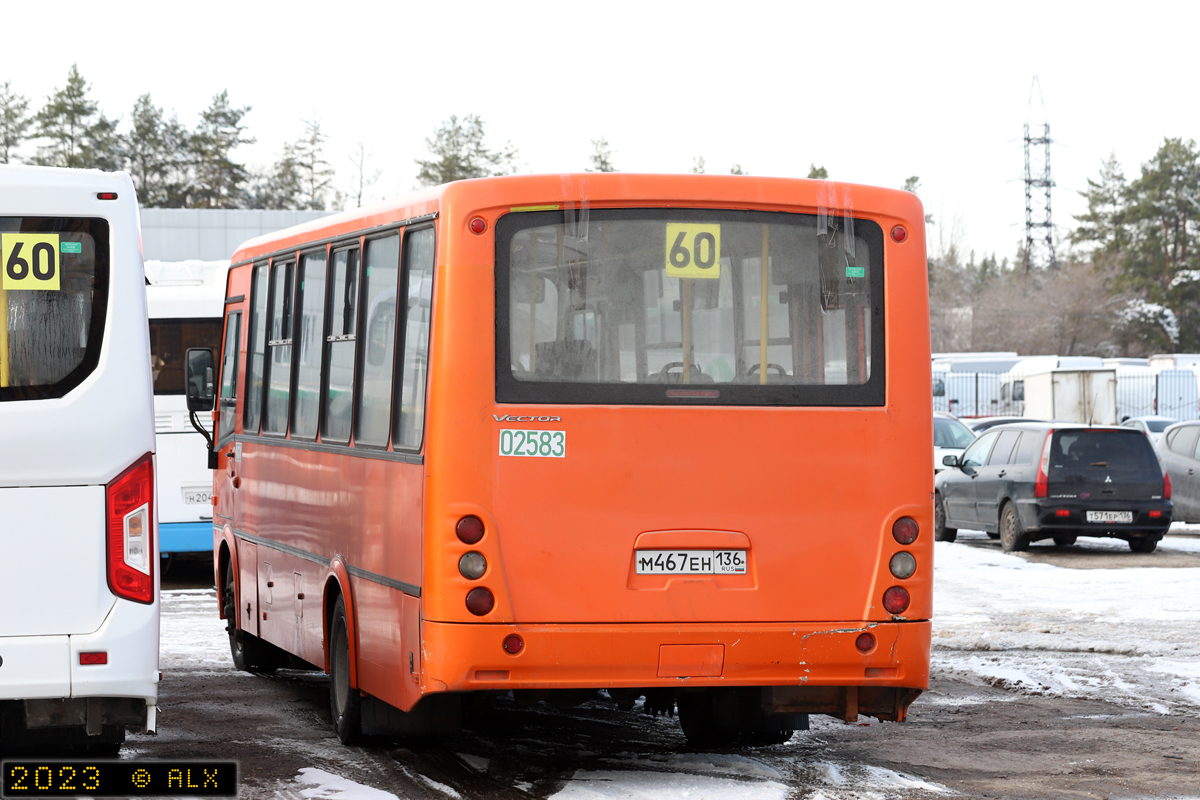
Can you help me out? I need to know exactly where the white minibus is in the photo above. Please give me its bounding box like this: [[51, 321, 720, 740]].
[[146, 260, 227, 562], [0, 166, 157, 754]]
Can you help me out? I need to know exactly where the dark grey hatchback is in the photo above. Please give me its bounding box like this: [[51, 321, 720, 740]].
[[933, 423, 1172, 553]]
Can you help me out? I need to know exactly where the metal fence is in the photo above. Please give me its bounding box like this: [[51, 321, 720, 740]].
[[932, 369, 1200, 421]]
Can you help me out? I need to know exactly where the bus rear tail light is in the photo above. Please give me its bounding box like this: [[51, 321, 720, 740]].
[[892, 517, 918, 544], [1034, 429, 1055, 498], [855, 632, 875, 653], [882, 586, 910, 615], [79, 652, 107, 665], [466, 587, 494, 616], [1164, 471, 1172, 499], [106, 453, 155, 604], [456, 515, 485, 544], [503, 634, 524, 655]]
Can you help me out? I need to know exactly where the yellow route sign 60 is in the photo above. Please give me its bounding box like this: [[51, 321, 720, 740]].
[[2, 233, 61, 291], [665, 223, 721, 279]]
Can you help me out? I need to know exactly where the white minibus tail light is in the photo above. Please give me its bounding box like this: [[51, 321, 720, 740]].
[[106, 453, 155, 604]]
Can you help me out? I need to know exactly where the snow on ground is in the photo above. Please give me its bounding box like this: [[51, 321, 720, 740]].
[[548, 770, 789, 800], [159, 589, 238, 676], [933, 531, 1200, 714], [157, 529, 1200, 798], [286, 768, 401, 800]]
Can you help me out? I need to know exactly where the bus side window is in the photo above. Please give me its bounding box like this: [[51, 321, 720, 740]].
[[217, 311, 241, 444], [395, 227, 435, 450], [292, 250, 328, 439], [323, 248, 360, 444], [263, 260, 296, 435], [244, 264, 270, 434], [355, 234, 400, 448]]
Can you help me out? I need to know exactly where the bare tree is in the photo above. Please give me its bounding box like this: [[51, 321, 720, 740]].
[[346, 141, 382, 207]]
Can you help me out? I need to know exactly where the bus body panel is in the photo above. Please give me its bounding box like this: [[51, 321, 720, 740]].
[[0, 637, 70, 698], [420, 179, 932, 630], [156, 411, 216, 550], [422, 620, 931, 692], [0, 487, 113, 637], [0, 167, 158, 737]]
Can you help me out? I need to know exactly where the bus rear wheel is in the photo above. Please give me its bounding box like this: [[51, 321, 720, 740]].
[[328, 595, 362, 744], [676, 689, 794, 748], [222, 558, 282, 673]]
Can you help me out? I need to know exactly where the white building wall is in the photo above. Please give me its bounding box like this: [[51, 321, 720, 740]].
[[139, 208, 336, 261]]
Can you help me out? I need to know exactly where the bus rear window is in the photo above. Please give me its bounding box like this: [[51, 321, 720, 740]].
[[496, 209, 884, 405], [149, 318, 224, 395], [0, 217, 109, 401]]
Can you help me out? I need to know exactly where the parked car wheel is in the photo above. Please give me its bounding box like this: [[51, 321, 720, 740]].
[[1129, 535, 1160, 554], [999, 502, 1030, 552], [933, 492, 957, 542]]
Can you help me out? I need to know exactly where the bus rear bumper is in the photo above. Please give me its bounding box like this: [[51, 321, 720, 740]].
[[422, 619, 930, 717], [0, 598, 158, 733]]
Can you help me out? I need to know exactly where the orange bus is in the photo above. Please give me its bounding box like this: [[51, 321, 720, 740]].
[[195, 173, 932, 746]]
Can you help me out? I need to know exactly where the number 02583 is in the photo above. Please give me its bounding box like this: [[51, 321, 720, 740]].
[[499, 429, 565, 458]]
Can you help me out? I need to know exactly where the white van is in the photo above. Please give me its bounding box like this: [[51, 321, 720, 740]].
[[0, 167, 157, 753]]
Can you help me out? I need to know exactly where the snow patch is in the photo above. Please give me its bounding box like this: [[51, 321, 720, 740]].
[[549, 770, 789, 800], [397, 766, 461, 798], [293, 768, 399, 800], [932, 535, 1200, 713]]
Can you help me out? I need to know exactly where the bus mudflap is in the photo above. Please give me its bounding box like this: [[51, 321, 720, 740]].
[[765, 685, 923, 723], [360, 692, 460, 737]]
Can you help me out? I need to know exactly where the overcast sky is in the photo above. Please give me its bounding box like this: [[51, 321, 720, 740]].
[[4, 1, 1198, 262]]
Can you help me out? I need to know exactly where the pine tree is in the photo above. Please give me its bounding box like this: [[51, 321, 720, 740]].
[[1070, 154, 1128, 256], [730, 164, 746, 175], [587, 136, 616, 172], [292, 119, 336, 210], [123, 94, 190, 206], [415, 114, 517, 187], [807, 164, 828, 179], [33, 65, 121, 170], [189, 90, 254, 208], [690, 156, 705, 174], [0, 82, 32, 163], [250, 144, 302, 210]]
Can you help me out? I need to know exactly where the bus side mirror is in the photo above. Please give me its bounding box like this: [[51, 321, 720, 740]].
[[185, 348, 216, 412]]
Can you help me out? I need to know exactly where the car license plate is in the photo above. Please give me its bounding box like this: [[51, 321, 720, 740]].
[[1086, 510, 1132, 524], [635, 550, 746, 575], [183, 487, 212, 505]]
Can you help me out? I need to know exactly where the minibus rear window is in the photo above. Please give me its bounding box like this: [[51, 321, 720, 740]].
[[495, 209, 884, 406], [149, 318, 223, 395], [0, 217, 109, 401]]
